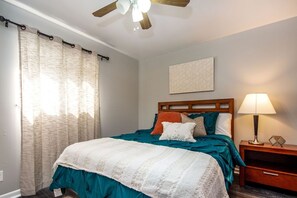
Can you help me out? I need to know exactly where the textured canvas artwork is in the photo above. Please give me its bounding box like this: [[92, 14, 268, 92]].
[[169, 57, 214, 94]]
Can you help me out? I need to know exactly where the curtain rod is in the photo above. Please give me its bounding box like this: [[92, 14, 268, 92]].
[[0, 15, 110, 61]]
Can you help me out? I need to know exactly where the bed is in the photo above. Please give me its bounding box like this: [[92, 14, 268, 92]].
[[50, 98, 245, 198]]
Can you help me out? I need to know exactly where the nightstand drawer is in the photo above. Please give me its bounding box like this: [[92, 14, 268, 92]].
[[245, 167, 297, 191]]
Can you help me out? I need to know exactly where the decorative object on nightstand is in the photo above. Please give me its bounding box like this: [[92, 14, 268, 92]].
[[238, 93, 276, 145], [269, 135, 286, 147]]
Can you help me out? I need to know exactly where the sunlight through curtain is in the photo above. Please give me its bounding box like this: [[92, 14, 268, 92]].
[[19, 28, 100, 196]]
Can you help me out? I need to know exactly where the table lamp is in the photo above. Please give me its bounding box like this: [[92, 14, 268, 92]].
[[238, 93, 276, 145]]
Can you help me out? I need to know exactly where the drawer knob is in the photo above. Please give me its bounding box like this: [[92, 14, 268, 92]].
[[263, 171, 279, 176]]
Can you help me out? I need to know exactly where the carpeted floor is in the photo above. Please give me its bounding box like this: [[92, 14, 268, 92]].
[[21, 174, 297, 198]]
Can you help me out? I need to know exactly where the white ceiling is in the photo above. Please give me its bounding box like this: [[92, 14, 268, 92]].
[[7, 0, 297, 59]]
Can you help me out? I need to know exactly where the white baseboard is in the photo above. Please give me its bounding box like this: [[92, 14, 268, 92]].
[[0, 189, 21, 198]]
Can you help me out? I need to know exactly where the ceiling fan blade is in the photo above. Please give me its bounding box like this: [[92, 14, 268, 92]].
[[151, 0, 190, 7], [92, 1, 117, 17], [140, 13, 152, 30]]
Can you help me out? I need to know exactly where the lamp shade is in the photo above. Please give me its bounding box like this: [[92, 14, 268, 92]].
[[132, 5, 143, 22], [116, 0, 131, 15], [238, 93, 276, 115], [137, 0, 151, 13]]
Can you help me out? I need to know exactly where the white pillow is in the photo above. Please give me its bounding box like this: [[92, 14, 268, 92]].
[[160, 122, 196, 142], [215, 113, 232, 138]]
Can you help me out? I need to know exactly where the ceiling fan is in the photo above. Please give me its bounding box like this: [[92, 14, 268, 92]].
[[92, 0, 190, 30]]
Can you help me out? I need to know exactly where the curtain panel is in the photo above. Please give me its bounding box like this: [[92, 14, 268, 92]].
[[19, 28, 100, 196]]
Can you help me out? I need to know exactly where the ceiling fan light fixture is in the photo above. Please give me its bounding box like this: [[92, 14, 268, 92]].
[[137, 0, 151, 13], [116, 0, 131, 15], [92, 0, 191, 30], [132, 5, 143, 22]]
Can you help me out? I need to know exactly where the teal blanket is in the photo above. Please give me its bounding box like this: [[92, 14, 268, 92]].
[[50, 129, 245, 198]]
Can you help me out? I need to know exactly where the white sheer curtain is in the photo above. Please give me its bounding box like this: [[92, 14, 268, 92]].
[[19, 28, 100, 196]]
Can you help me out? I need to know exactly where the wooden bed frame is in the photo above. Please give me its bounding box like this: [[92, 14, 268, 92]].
[[158, 98, 234, 139]]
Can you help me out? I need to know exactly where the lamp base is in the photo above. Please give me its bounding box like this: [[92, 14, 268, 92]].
[[248, 139, 264, 145], [250, 116, 264, 145]]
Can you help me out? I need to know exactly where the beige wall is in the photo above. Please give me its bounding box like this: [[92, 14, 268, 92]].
[[0, 1, 138, 195], [139, 17, 297, 148]]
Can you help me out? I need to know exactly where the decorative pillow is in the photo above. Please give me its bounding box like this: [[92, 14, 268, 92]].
[[188, 112, 219, 135], [215, 113, 232, 138], [181, 114, 207, 137], [159, 122, 196, 142], [151, 112, 182, 135]]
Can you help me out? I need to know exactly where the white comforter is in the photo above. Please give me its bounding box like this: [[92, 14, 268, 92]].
[[53, 138, 229, 198]]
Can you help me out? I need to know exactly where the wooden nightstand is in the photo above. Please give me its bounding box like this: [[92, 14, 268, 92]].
[[239, 140, 297, 192]]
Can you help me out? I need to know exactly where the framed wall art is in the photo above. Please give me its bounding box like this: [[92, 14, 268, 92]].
[[169, 57, 214, 94]]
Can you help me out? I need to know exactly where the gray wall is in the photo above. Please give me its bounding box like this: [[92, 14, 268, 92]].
[[139, 17, 297, 148], [2, 0, 297, 195], [0, 1, 138, 195]]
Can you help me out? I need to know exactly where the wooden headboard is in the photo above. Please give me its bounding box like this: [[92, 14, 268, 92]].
[[158, 98, 234, 139]]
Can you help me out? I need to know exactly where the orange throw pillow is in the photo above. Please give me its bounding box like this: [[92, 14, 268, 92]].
[[151, 112, 181, 135]]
